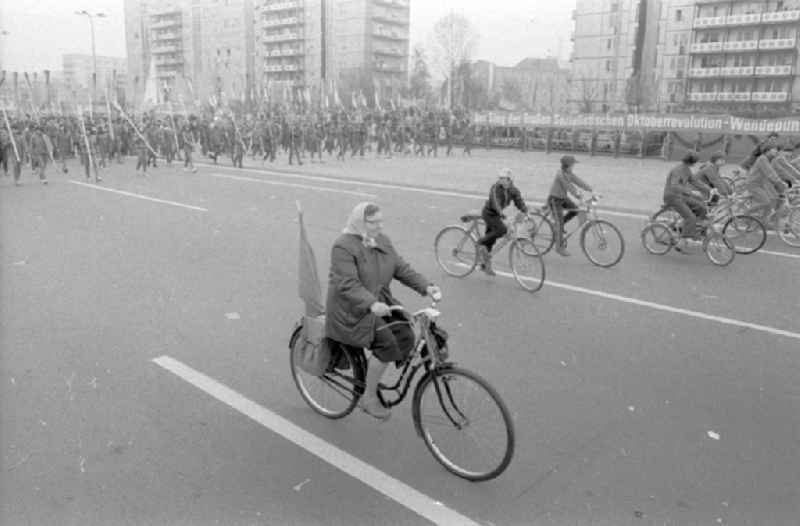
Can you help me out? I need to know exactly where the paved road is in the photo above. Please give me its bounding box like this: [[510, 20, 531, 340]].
[[1, 158, 798, 526]]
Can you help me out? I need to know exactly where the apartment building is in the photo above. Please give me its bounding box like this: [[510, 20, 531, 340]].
[[569, 0, 660, 113], [685, 0, 800, 114], [254, 0, 410, 102], [126, 0, 254, 106], [653, 0, 695, 112]]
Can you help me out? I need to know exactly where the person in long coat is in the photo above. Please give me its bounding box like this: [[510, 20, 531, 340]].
[[325, 202, 441, 420]]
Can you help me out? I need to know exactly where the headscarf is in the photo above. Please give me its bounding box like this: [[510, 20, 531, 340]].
[[342, 201, 379, 248]]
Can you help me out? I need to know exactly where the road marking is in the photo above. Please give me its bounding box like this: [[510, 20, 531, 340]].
[[454, 262, 800, 341], [205, 172, 378, 198], [151, 355, 481, 526], [69, 180, 208, 212], [760, 249, 800, 259]]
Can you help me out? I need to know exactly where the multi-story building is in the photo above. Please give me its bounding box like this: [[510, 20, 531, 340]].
[[653, 0, 695, 112], [569, 0, 661, 113], [254, 0, 410, 103], [125, 0, 254, 106], [685, 0, 800, 115], [62, 54, 128, 104]]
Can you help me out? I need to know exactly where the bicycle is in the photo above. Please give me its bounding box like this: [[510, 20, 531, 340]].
[[526, 195, 625, 268], [433, 211, 546, 293], [736, 189, 800, 248], [641, 206, 736, 266], [650, 191, 766, 255], [288, 302, 515, 481]]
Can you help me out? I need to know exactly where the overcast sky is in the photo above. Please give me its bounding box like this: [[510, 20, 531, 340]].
[[1, 0, 574, 72]]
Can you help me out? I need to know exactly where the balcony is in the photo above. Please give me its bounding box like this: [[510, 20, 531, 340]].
[[373, 27, 408, 40], [150, 19, 181, 29], [722, 39, 759, 52], [751, 91, 789, 102], [151, 44, 181, 54], [688, 92, 718, 102], [267, 47, 303, 57], [688, 67, 721, 78], [373, 46, 405, 57], [761, 10, 800, 24], [262, 1, 301, 11], [759, 38, 797, 51], [720, 65, 754, 76], [690, 41, 724, 53], [724, 13, 761, 26], [374, 0, 409, 7], [263, 17, 301, 27], [262, 32, 303, 42], [693, 16, 726, 28], [717, 92, 751, 102], [373, 13, 408, 25], [754, 65, 794, 76], [153, 32, 181, 41]]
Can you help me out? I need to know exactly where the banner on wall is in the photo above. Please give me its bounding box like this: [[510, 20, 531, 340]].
[[470, 112, 800, 135]]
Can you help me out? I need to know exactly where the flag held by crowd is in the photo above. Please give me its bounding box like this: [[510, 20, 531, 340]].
[[297, 201, 324, 317]]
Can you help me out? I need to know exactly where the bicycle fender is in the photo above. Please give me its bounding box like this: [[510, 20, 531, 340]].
[[411, 363, 458, 438], [288, 318, 304, 350]]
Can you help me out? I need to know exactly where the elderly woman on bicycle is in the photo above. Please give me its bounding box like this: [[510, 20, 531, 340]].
[[326, 202, 441, 421]]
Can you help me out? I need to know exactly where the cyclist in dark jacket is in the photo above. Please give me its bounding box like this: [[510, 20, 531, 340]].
[[476, 168, 528, 275]]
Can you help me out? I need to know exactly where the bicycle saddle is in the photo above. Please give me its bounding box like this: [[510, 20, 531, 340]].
[[460, 210, 482, 222]]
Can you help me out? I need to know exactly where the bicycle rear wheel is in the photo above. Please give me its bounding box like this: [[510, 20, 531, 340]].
[[641, 223, 673, 255], [525, 211, 555, 255], [290, 335, 364, 419], [703, 232, 735, 267], [722, 215, 766, 254], [777, 208, 800, 247], [581, 220, 625, 267], [413, 366, 515, 482], [434, 226, 478, 277], [509, 239, 546, 293]]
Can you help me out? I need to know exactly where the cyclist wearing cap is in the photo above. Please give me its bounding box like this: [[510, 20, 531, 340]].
[[741, 132, 779, 171], [663, 152, 708, 239], [476, 168, 528, 276], [693, 152, 731, 202], [548, 155, 593, 256]]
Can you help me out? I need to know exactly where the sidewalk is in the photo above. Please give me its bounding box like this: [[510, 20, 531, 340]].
[[231, 148, 696, 213]]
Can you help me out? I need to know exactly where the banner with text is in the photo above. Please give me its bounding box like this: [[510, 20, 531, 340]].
[[471, 112, 800, 135]]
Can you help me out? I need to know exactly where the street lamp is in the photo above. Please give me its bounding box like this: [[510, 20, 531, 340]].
[[75, 10, 106, 110]]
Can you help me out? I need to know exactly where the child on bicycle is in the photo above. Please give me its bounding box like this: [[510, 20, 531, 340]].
[[548, 155, 593, 256], [476, 168, 529, 276]]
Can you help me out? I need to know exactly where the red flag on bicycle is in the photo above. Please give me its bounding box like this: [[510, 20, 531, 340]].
[[297, 202, 324, 317]]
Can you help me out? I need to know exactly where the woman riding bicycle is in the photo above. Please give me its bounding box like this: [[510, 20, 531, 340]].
[[325, 202, 441, 421]]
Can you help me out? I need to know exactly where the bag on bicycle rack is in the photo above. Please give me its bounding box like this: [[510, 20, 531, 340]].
[[299, 315, 332, 376]]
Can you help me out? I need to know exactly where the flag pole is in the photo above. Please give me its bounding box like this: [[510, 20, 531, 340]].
[[77, 106, 98, 181], [2, 107, 21, 163]]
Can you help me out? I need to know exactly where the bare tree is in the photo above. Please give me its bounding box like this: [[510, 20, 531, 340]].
[[575, 78, 600, 113], [429, 12, 479, 110]]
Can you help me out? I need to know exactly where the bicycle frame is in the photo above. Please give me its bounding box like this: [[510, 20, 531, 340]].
[[541, 197, 596, 241], [461, 215, 529, 257]]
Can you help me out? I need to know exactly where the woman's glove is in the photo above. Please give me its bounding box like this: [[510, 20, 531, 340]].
[[426, 285, 442, 302], [370, 302, 391, 317]]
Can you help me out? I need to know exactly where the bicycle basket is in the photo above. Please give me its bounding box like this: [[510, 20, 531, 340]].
[[428, 322, 449, 362]]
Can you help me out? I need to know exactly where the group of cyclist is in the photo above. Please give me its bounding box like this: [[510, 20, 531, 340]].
[[663, 132, 799, 241]]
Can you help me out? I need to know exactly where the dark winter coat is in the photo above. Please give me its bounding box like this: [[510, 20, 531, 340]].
[[325, 233, 431, 348]]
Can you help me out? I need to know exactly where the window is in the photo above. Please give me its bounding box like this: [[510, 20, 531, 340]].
[[675, 9, 682, 22], [606, 60, 612, 71], [607, 39, 612, 50]]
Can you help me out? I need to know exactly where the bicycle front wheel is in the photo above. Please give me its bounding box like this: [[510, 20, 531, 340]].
[[509, 239, 546, 293], [722, 215, 766, 255], [525, 211, 555, 255], [703, 232, 736, 267], [434, 226, 478, 277], [581, 220, 625, 267], [290, 336, 364, 419], [413, 366, 515, 481], [777, 208, 800, 247], [641, 223, 673, 255]]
